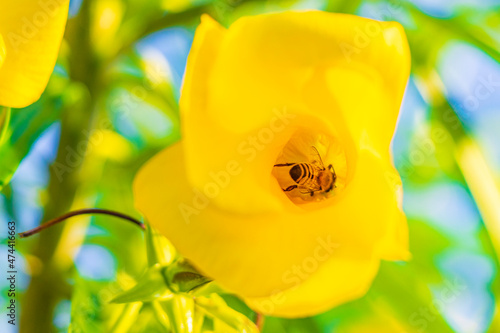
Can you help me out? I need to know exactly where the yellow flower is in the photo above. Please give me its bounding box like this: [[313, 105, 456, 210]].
[[0, 0, 70, 108], [134, 11, 410, 317]]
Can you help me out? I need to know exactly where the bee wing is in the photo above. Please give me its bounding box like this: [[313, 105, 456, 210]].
[[310, 146, 326, 169], [298, 183, 321, 194], [310, 159, 324, 170]]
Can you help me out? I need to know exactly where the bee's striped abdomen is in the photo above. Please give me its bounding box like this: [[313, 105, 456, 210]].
[[289, 163, 317, 186]]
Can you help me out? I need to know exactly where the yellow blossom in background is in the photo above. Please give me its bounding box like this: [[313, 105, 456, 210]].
[[0, 0, 70, 108], [0, 35, 5, 68], [134, 11, 411, 318], [162, 0, 191, 13]]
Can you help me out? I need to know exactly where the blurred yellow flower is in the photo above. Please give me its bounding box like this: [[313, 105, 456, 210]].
[[162, 0, 191, 13], [0, 0, 69, 108], [134, 11, 411, 317], [0, 35, 5, 69]]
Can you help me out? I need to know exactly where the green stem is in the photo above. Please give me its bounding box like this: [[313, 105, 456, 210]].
[[109, 303, 144, 333], [0, 106, 10, 146], [19, 94, 95, 333], [19, 1, 99, 332], [107, 4, 209, 69]]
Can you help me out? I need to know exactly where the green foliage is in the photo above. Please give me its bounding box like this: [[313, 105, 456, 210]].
[[69, 220, 258, 333], [0, 83, 64, 190], [110, 264, 173, 304], [69, 277, 136, 333], [196, 295, 259, 333]]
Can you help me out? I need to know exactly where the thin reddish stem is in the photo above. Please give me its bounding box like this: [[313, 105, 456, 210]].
[[18, 208, 145, 238], [255, 312, 265, 331]]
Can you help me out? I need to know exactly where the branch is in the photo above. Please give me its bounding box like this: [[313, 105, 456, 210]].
[[18, 208, 145, 238]]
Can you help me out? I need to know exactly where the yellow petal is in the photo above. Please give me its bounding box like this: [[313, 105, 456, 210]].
[[0, 0, 70, 108], [245, 254, 380, 318], [207, 11, 409, 147], [377, 201, 411, 261], [133, 141, 405, 311], [180, 11, 410, 215]]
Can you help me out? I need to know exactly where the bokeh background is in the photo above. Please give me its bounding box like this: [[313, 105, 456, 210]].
[[1, 0, 500, 332]]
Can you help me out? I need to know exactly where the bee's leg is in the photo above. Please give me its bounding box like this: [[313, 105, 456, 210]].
[[283, 185, 298, 192], [305, 188, 322, 196], [298, 188, 316, 196], [274, 163, 295, 167]]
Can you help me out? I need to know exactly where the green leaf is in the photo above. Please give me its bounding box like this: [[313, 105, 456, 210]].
[[0, 106, 11, 146], [317, 260, 456, 333], [0, 145, 18, 191], [110, 264, 173, 304], [262, 317, 321, 333], [406, 2, 500, 64], [69, 277, 130, 333], [108, 303, 143, 333], [151, 302, 172, 332], [161, 295, 196, 333], [146, 222, 177, 267], [370, 262, 456, 333], [166, 259, 212, 293], [196, 295, 259, 333], [191, 282, 228, 298], [0, 89, 63, 191]]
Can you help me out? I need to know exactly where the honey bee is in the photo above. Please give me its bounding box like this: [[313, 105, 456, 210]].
[[274, 146, 337, 196]]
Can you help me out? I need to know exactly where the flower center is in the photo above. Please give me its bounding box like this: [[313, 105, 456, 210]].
[[272, 129, 347, 204]]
